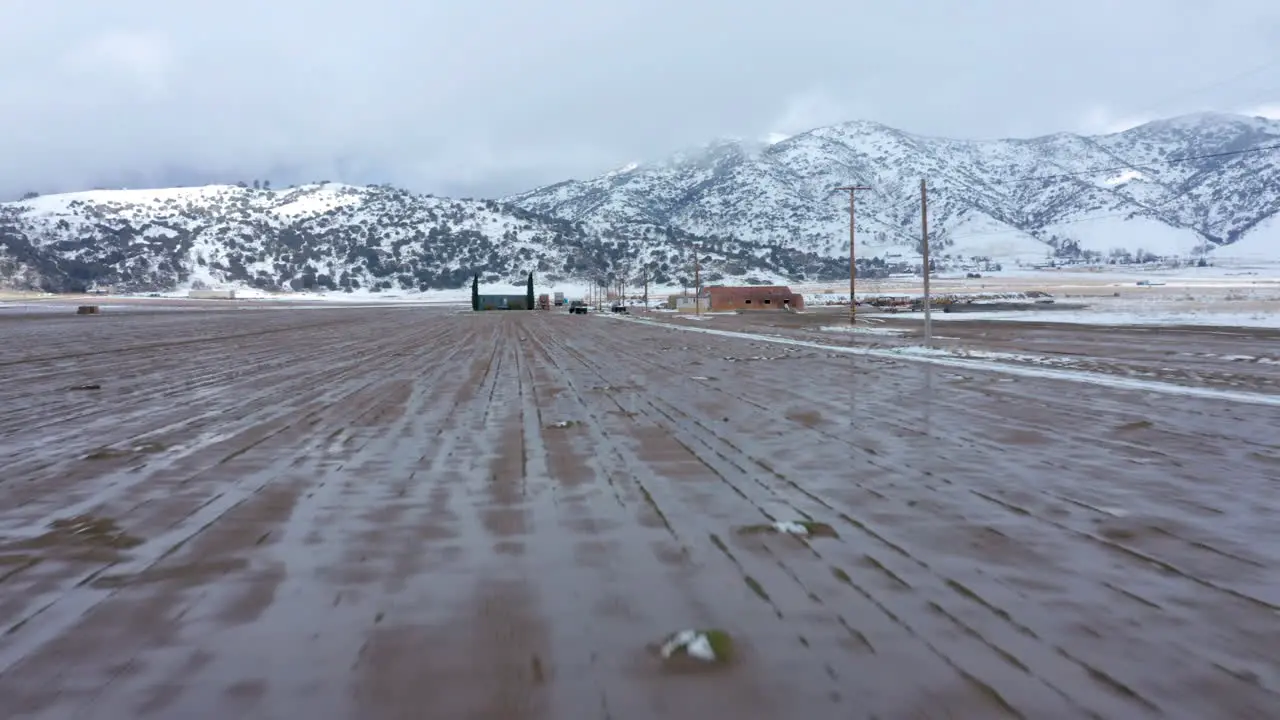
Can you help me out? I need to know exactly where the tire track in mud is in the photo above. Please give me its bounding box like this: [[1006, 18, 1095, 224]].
[[550, 321, 1141, 717], [604, 318, 1272, 482], [520, 319, 831, 717], [0, 315, 457, 514], [596, 319, 1277, 592], [0, 311, 447, 473], [815, 360, 1280, 614], [87, 324, 488, 720], [0, 322, 350, 439], [0, 321, 463, 684], [18, 366, 437, 718], [6, 310, 1276, 717], [0, 310, 338, 392], [681, 315, 1280, 394], [0, 312, 353, 368], [578, 317, 1280, 712], [343, 316, 566, 720], [586, 313, 1280, 712], [543, 324, 1033, 713]]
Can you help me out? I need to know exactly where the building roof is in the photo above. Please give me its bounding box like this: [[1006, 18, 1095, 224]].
[[707, 285, 794, 292]]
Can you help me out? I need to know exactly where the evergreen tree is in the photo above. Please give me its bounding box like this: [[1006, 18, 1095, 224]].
[[525, 272, 534, 310], [471, 273, 479, 311]]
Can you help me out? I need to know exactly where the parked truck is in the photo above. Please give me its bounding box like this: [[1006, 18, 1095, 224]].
[[537, 293, 551, 310], [553, 291, 565, 306]]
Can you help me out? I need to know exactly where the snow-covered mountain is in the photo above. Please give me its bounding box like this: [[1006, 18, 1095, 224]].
[[0, 183, 841, 293], [4, 112, 1279, 294], [506, 112, 1280, 265]]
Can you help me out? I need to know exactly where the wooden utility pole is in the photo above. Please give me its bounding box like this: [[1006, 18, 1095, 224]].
[[642, 266, 649, 309], [920, 178, 932, 344], [834, 185, 872, 325], [693, 241, 702, 317]]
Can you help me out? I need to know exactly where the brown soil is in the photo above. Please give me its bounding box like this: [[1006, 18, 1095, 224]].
[[0, 306, 1277, 718]]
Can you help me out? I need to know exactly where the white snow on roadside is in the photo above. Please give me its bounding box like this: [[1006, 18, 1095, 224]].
[[610, 315, 1280, 407], [818, 324, 908, 336], [923, 309, 1280, 329]]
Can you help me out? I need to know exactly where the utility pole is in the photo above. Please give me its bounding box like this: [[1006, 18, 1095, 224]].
[[642, 265, 649, 309], [694, 243, 702, 317], [834, 185, 872, 325], [920, 178, 932, 344]]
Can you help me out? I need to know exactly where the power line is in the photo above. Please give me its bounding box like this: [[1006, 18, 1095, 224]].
[[835, 143, 1280, 251], [988, 143, 1280, 186], [1122, 55, 1280, 120], [833, 141, 1280, 227]]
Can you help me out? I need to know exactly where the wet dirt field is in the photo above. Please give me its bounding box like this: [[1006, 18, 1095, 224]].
[[645, 307, 1280, 395], [2, 306, 1279, 719]]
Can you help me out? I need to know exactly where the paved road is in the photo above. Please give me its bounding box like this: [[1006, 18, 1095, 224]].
[[1, 307, 1278, 719]]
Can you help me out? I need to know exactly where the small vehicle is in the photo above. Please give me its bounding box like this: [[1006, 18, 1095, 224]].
[[610, 303, 628, 313], [569, 300, 588, 314]]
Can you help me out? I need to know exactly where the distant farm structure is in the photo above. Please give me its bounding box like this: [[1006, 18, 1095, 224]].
[[471, 272, 537, 311], [188, 289, 236, 299], [707, 285, 804, 311], [475, 294, 530, 311], [664, 285, 804, 313]]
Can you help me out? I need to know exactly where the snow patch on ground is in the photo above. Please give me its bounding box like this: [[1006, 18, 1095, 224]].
[[772, 521, 810, 535], [924, 308, 1280, 329], [660, 630, 717, 661], [819, 323, 908, 336]]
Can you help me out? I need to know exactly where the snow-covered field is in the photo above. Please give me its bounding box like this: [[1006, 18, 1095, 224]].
[[924, 306, 1280, 329], [794, 263, 1280, 329]]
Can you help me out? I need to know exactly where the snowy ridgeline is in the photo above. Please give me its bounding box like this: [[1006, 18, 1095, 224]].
[[3, 112, 1280, 293], [507, 112, 1280, 266]]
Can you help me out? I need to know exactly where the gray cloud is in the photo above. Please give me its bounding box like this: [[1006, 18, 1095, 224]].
[[3, 0, 1279, 199]]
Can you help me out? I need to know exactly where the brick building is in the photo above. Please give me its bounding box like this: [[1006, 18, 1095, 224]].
[[707, 285, 804, 311]]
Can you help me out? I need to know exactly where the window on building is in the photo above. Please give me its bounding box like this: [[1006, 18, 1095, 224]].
[[744, 299, 751, 303], [763, 299, 771, 304]]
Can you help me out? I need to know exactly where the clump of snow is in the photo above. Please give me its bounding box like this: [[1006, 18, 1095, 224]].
[[772, 521, 810, 535], [1104, 170, 1145, 185], [659, 629, 732, 662]]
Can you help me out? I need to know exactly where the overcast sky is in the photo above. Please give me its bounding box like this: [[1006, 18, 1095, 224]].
[[3, 0, 1279, 200]]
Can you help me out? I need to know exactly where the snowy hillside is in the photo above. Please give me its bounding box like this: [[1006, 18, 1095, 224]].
[[506, 112, 1280, 265], [0, 183, 843, 293], [5, 112, 1279, 293]]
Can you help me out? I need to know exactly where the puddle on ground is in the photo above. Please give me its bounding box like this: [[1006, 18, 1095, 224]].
[[2, 514, 144, 564], [786, 409, 823, 427], [91, 557, 248, 588]]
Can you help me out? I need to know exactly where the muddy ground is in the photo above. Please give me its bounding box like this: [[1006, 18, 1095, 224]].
[[1, 306, 1278, 719], [641, 306, 1280, 394]]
